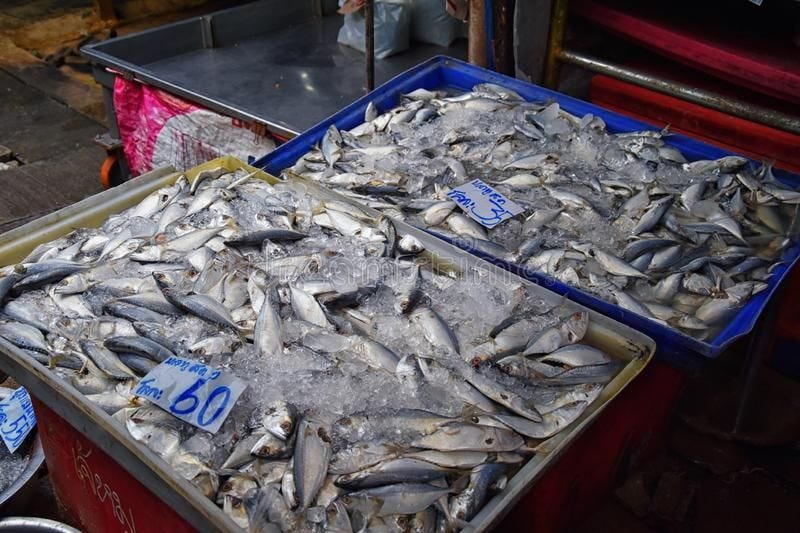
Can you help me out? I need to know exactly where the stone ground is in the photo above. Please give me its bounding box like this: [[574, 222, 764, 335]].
[[1, 2, 799, 531]]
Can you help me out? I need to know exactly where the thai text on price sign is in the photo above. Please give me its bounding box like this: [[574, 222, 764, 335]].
[[447, 179, 524, 228], [134, 356, 247, 433], [0, 387, 37, 453]]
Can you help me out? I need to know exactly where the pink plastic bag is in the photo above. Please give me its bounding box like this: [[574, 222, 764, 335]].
[[113, 77, 275, 176]]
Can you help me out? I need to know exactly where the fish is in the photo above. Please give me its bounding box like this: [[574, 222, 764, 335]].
[[294, 418, 332, 510], [632, 196, 673, 235], [253, 400, 298, 441], [104, 301, 165, 323], [344, 483, 451, 518], [489, 401, 587, 439], [254, 285, 283, 357], [104, 335, 175, 363], [449, 463, 506, 522], [329, 441, 404, 475], [225, 229, 307, 247], [334, 458, 451, 490], [0, 321, 50, 353], [588, 247, 649, 279], [290, 286, 330, 329], [78, 340, 137, 380], [394, 263, 423, 315], [154, 274, 242, 332], [411, 423, 524, 452], [410, 307, 459, 354]]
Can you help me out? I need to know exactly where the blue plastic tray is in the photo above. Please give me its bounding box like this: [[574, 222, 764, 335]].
[[255, 56, 800, 367]]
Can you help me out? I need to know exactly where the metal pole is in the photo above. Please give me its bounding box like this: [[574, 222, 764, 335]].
[[468, 0, 488, 67], [559, 50, 800, 135], [542, 0, 569, 89], [492, 0, 516, 75], [365, 0, 375, 92]]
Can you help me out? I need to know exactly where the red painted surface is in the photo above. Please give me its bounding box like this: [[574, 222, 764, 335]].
[[589, 75, 800, 174], [31, 399, 195, 533], [572, 0, 800, 104], [498, 361, 686, 532]]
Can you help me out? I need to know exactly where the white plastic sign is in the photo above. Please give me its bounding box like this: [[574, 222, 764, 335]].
[[447, 179, 524, 229], [134, 356, 247, 433], [0, 387, 36, 453]]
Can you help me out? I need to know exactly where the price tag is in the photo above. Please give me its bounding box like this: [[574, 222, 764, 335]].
[[0, 387, 37, 453], [447, 179, 524, 229], [134, 356, 247, 433]]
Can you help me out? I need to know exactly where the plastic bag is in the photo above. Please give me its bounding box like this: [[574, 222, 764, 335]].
[[338, 0, 411, 59], [113, 78, 274, 176], [410, 0, 460, 46]]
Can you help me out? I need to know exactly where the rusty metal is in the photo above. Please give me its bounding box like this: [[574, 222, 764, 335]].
[[543, 0, 569, 89], [559, 50, 800, 135], [492, 0, 516, 75], [468, 0, 488, 67], [365, 0, 375, 91]]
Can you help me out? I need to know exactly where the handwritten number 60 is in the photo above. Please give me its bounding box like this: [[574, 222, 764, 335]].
[[169, 379, 231, 427]]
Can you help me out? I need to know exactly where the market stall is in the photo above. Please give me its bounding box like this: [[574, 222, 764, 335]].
[[1, 1, 798, 531]]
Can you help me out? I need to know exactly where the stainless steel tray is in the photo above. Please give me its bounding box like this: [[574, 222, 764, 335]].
[[81, 1, 467, 138], [0, 157, 654, 532]]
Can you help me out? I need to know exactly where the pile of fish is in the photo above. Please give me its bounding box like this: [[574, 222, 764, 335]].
[[0, 168, 630, 531], [287, 84, 800, 339]]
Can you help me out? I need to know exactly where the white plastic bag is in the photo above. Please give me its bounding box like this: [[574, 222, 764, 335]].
[[410, 0, 460, 47], [338, 0, 411, 59]]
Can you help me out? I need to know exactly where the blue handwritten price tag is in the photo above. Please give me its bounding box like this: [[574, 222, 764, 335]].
[[134, 356, 247, 434], [0, 387, 36, 453], [447, 179, 524, 229]]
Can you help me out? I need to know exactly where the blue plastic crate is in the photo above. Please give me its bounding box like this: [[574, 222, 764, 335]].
[[255, 56, 800, 367]]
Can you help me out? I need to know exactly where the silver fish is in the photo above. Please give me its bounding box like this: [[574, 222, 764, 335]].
[[294, 418, 332, 510]]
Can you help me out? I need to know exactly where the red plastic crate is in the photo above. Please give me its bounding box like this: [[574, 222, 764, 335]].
[[32, 399, 195, 533]]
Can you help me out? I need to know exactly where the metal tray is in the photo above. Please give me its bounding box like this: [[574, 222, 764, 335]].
[[81, 1, 466, 139], [0, 157, 654, 531], [0, 434, 45, 516], [254, 55, 800, 365]]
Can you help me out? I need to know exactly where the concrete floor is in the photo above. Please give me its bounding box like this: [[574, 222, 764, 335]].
[[0, 69, 105, 232], [572, 346, 800, 533]]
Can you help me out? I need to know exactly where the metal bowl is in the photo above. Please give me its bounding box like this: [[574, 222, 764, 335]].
[[0, 518, 79, 533], [0, 433, 45, 516]]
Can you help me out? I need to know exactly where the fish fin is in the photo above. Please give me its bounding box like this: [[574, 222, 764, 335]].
[[385, 442, 406, 457]]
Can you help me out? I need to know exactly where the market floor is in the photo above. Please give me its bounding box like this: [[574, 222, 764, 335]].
[[574, 359, 800, 533], [0, 68, 105, 233]]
